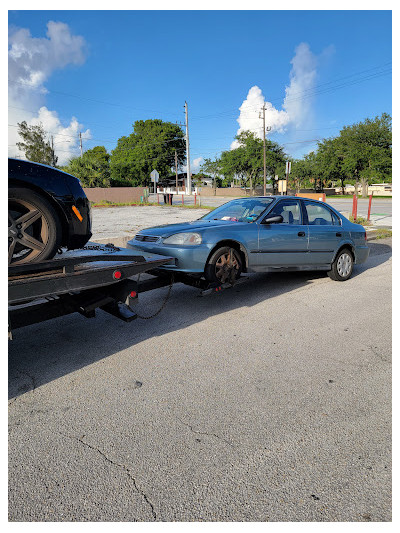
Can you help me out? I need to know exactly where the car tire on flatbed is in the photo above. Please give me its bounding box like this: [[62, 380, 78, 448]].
[[205, 246, 242, 283], [8, 187, 62, 265], [328, 248, 354, 281]]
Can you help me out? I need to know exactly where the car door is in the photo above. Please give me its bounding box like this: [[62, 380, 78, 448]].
[[303, 200, 343, 265], [256, 199, 309, 267]]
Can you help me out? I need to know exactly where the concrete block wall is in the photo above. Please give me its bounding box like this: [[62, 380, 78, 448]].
[[83, 187, 146, 204]]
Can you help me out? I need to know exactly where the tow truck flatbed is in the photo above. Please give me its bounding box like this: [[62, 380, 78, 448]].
[[8, 243, 173, 336]]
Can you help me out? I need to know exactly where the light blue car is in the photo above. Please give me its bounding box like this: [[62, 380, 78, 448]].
[[127, 196, 369, 283]]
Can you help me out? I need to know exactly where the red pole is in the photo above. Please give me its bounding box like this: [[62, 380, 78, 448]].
[[352, 194, 356, 219], [182, 194, 184, 205], [367, 194, 372, 221], [354, 195, 358, 220], [157, 193, 159, 205], [194, 194, 197, 206]]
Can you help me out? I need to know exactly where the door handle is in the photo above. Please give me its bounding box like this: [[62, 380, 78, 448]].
[[298, 231, 306, 237], [336, 232, 342, 237]]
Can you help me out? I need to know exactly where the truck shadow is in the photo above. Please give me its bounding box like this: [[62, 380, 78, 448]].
[[8, 242, 391, 400]]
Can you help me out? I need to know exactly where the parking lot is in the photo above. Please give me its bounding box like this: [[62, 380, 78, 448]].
[[8, 204, 392, 522]]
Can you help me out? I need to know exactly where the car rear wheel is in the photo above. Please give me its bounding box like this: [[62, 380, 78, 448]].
[[328, 248, 354, 281], [205, 246, 242, 283], [8, 187, 62, 265]]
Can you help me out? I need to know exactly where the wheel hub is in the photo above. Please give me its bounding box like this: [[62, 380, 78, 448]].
[[337, 253, 352, 277]]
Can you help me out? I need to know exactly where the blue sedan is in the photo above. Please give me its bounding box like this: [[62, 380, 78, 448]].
[[127, 196, 369, 282]]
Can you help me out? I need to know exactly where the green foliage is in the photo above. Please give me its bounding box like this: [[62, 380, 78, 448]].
[[219, 131, 286, 193], [338, 113, 392, 196], [374, 228, 392, 239], [289, 113, 392, 197], [200, 158, 223, 190], [62, 146, 111, 187], [16, 121, 57, 166], [349, 215, 371, 226], [109, 119, 186, 187]]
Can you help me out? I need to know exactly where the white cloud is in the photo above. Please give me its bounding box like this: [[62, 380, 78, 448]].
[[232, 42, 320, 149], [181, 157, 204, 174], [192, 157, 204, 172], [8, 21, 90, 165], [282, 42, 317, 128]]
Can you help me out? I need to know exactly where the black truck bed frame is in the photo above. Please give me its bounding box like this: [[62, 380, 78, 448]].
[[8, 244, 173, 336]]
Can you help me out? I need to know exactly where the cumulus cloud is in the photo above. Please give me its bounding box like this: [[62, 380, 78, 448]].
[[8, 21, 90, 165], [232, 42, 319, 149], [181, 157, 204, 174], [192, 157, 204, 172]]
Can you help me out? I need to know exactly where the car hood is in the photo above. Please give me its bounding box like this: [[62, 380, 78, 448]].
[[136, 219, 249, 237]]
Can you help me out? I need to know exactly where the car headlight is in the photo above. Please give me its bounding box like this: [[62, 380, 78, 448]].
[[163, 232, 202, 245]]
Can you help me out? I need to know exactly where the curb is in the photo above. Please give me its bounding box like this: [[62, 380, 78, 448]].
[[366, 228, 392, 241]]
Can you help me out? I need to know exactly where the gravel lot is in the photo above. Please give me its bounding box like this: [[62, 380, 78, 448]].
[[91, 205, 208, 245], [8, 205, 392, 522]]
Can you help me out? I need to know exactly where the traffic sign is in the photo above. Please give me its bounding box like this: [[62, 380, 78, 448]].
[[150, 169, 159, 183]]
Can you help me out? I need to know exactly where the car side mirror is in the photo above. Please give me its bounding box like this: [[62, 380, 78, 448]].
[[262, 215, 283, 224]]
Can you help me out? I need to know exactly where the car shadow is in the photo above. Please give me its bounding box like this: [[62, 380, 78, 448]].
[[8, 241, 391, 400]]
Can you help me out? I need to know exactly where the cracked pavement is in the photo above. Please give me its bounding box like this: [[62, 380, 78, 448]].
[[8, 238, 391, 522]]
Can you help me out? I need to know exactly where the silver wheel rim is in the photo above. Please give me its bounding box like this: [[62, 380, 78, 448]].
[[337, 252, 352, 277]]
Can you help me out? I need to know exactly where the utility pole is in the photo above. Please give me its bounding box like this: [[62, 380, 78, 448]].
[[262, 105, 266, 196], [79, 132, 83, 157], [184, 101, 191, 194], [260, 105, 271, 196], [175, 150, 178, 192], [50, 135, 56, 167]]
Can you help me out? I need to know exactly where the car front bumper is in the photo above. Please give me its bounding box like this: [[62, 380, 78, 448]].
[[126, 240, 215, 274]]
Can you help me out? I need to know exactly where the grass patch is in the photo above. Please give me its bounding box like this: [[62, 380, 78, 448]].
[[330, 195, 392, 199], [91, 200, 214, 210], [373, 228, 392, 239], [349, 215, 372, 226]]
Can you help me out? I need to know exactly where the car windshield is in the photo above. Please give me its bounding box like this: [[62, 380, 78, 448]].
[[200, 197, 275, 223]]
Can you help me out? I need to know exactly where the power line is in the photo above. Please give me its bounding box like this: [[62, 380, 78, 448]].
[[191, 61, 392, 119], [8, 78, 182, 117]]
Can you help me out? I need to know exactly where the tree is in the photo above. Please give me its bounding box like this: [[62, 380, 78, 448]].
[[62, 146, 111, 187], [16, 121, 57, 166], [200, 158, 222, 194], [337, 113, 392, 197], [109, 119, 186, 187], [314, 138, 348, 194], [220, 131, 286, 195]]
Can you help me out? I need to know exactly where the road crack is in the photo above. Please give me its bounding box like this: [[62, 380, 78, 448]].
[[59, 432, 157, 520], [369, 345, 391, 363], [176, 417, 235, 448]]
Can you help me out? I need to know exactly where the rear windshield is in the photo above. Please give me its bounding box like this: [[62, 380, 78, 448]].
[[201, 198, 274, 223]]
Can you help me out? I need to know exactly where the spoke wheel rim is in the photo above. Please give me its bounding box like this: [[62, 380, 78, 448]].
[[337, 252, 352, 277], [215, 249, 240, 283], [8, 198, 50, 265]]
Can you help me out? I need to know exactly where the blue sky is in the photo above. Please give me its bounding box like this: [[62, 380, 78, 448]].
[[8, 9, 392, 171]]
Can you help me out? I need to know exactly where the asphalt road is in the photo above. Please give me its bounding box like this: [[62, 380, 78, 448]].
[[8, 239, 392, 522]]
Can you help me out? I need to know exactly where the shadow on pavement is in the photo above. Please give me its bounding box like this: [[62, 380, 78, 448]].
[[8, 240, 391, 400]]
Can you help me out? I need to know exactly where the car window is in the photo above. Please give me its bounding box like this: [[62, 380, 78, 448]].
[[267, 200, 302, 224], [201, 197, 274, 222], [304, 202, 335, 226]]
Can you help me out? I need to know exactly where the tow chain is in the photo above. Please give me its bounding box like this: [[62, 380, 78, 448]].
[[83, 243, 121, 252], [134, 273, 174, 320]]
